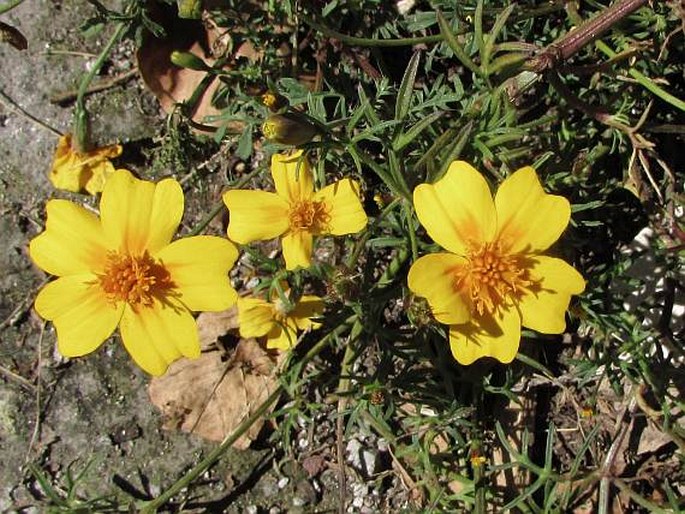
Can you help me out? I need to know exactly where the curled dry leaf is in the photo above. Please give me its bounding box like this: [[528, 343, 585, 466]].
[[196, 307, 240, 350], [135, 3, 243, 133], [148, 307, 281, 449]]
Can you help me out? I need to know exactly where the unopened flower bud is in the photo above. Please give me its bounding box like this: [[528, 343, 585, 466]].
[[262, 113, 318, 146], [261, 91, 289, 112], [170, 50, 210, 71]]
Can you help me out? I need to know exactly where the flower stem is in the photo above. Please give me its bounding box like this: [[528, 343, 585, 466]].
[[138, 386, 282, 514], [73, 22, 127, 151], [138, 317, 357, 513], [564, 2, 685, 112], [472, 382, 486, 514], [301, 14, 444, 47], [0, 0, 25, 15], [187, 167, 263, 237]]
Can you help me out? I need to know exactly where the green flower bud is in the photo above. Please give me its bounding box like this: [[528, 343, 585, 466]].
[[170, 50, 210, 71], [177, 0, 203, 19], [262, 113, 318, 146]]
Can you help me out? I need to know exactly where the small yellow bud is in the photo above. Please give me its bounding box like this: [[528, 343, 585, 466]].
[[170, 50, 210, 71], [261, 91, 289, 112], [262, 113, 318, 146]]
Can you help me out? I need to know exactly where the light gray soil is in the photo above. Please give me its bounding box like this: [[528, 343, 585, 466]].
[[0, 2, 303, 512]]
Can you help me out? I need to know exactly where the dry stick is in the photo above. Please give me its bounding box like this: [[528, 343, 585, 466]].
[[0, 365, 35, 393], [334, 324, 361, 513], [526, 0, 649, 72], [49, 68, 138, 105], [597, 394, 637, 514], [0, 89, 62, 136], [25, 322, 45, 462]]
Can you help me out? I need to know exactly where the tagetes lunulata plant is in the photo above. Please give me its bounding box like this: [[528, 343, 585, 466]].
[[223, 151, 368, 270], [408, 161, 585, 365], [237, 288, 324, 350], [29, 169, 239, 375], [49, 133, 122, 195]]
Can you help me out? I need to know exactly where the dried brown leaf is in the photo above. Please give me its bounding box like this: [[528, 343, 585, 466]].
[[148, 337, 280, 448], [196, 307, 239, 350]]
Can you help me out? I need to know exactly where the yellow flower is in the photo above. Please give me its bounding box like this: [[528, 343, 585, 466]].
[[407, 162, 585, 365], [29, 169, 239, 375], [237, 289, 324, 350], [49, 134, 122, 195], [223, 151, 368, 270]]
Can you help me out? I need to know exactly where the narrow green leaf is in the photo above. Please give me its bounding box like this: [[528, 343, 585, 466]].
[[413, 125, 459, 172], [487, 51, 526, 77], [395, 51, 421, 121], [430, 121, 474, 182], [436, 10, 481, 78], [236, 126, 253, 160], [474, 0, 484, 66], [482, 3, 516, 70], [350, 120, 401, 144], [392, 111, 443, 151]]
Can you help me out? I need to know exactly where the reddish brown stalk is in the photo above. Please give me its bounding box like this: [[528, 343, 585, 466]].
[[527, 0, 649, 72]]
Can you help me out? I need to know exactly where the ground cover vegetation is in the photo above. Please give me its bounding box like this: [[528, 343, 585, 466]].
[[2, 0, 684, 511]]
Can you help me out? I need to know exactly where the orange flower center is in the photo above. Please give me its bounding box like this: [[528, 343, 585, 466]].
[[98, 251, 174, 309], [456, 241, 530, 316], [289, 199, 330, 233]]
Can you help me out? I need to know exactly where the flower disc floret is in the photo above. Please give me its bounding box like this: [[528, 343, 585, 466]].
[[98, 251, 174, 309], [408, 161, 585, 365]]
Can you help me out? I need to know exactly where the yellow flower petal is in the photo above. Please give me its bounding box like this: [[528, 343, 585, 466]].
[[271, 151, 314, 202], [517, 256, 585, 334], [34, 274, 123, 357], [291, 295, 324, 330], [100, 170, 183, 255], [156, 236, 239, 312], [414, 161, 497, 255], [449, 306, 521, 365], [223, 190, 289, 243], [119, 299, 200, 376], [82, 161, 116, 196], [237, 297, 275, 338], [495, 166, 571, 253], [314, 179, 367, 235], [48, 134, 122, 195], [282, 230, 313, 269], [29, 199, 109, 276], [266, 318, 299, 350], [407, 253, 471, 325]]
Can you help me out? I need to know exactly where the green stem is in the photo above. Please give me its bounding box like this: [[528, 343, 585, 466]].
[[139, 387, 282, 514], [345, 197, 402, 268], [188, 167, 262, 237], [0, 0, 25, 15], [566, 4, 685, 112], [402, 200, 418, 263], [73, 22, 127, 150], [138, 318, 356, 513], [301, 14, 444, 47], [473, 383, 486, 514]]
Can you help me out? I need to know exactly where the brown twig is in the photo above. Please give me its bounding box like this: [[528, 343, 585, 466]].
[[526, 0, 649, 72], [0, 89, 62, 136], [49, 67, 138, 105], [25, 321, 45, 462]]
